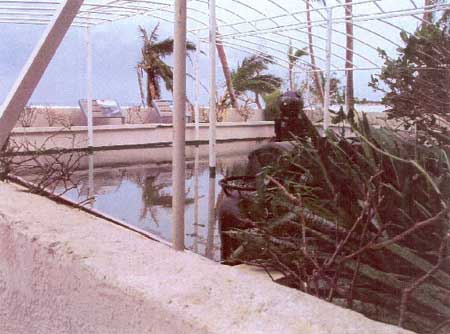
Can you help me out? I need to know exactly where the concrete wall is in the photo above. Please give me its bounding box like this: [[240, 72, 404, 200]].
[[0, 182, 414, 334], [10, 122, 275, 151], [15, 106, 267, 128]]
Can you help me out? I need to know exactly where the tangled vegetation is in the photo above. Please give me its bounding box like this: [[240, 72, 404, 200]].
[[370, 11, 450, 146], [226, 116, 450, 333], [0, 129, 87, 198]]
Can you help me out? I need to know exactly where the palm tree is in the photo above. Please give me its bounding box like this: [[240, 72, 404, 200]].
[[137, 24, 196, 106], [345, 0, 355, 111], [231, 55, 283, 109], [288, 42, 308, 91]]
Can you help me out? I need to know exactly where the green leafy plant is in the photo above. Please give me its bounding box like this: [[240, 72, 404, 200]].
[[231, 54, 283, 110], [262, 90, 282, 121], [369, 13, 450, 145], [227, 116, 450, 333]]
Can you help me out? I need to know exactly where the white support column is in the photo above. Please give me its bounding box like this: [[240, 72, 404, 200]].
[[206, 0, 217, 260], [0, 0, 84, 148], [172, 0, 187, 251], [194, 34, 201, 142], [209, 0, 217, 176], [193, 146, 200, 254], [86, 25, 94, 148], [323, 7, 333, 132], [88, 153, 95, 208]]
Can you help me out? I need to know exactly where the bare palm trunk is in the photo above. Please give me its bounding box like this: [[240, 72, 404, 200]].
[[423, 0, 435, 23], [146, 70, 159, 106], [216, 30, 239, 109], [345, 0, 354, 111], [289, 65, 294, 91], [137, 68, 146, 107], [288, 58, 295, 91], [288, 41, 294, 91], [306, 0, 324, 105], [255, 93, 262, 110]]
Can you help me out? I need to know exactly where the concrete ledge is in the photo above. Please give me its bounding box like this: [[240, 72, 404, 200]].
[[10, 122, 275, 151], [0, 182, 414, 334]]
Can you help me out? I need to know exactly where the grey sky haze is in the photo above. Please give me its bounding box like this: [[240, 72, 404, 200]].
[[0, 0, 439, 108]]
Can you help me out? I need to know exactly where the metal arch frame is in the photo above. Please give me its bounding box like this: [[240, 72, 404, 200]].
[[195, 1, 449, 71], [87, 0, 348, 90], [186, 0, 380, 75], [2, 0, 448, 72], [187, 0, 366, 88], [191, 0, 375, 69], [190, 0, 379, 34], [211, 4, 450, 40]]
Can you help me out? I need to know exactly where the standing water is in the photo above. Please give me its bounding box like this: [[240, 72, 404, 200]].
[[28, 142, 260, 261]]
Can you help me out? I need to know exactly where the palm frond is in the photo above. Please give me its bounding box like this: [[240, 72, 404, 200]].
[[151, 38, 174, 56], [231, 54, 282, 96], [149, 23, 160, 42], [186, 41, 197, 51], [154, 60, 174, 92], [289, 47, 308, 64]]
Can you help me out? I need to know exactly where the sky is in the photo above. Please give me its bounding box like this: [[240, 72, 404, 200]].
[[0, 0, 433, 108]]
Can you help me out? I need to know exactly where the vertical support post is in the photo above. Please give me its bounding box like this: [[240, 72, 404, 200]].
[[0, 0, 85, 148], [345, 0, 354, 115], [209, 0, 217, 176], [207, 0, 217, 259], [172, 0, 187, 251], [193, 146, 200, 254], [205, 174, 216, 259], [88, 153, 95, 208], [86, 24, 94, 148], [194, 34, 201, 142], [323, 7, 333, 132]]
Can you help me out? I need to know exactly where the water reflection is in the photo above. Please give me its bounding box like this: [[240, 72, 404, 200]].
[[206, 167, 216, 259], [87, 153, 95, 208], [193, 147, 200, 254], [57, 145, 250, 261]]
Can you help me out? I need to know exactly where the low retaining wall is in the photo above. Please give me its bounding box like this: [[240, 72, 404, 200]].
[[0, 182, 414, 334], [10, 122, 275, 151], [16, 106, 269, 128]]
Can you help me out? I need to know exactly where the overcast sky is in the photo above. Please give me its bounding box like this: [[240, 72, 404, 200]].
[[0, 0, 433, 108]]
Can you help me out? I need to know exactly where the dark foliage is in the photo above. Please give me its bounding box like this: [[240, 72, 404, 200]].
[[226, 115, 450, 333], [369, 13, 450, 146]]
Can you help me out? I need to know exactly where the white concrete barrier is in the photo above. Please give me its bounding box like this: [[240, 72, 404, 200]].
[[0, 182, 414, 334], [10, 122, 275, 151]]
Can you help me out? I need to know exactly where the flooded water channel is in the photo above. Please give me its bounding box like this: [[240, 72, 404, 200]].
[[34, 142, 262, 261]]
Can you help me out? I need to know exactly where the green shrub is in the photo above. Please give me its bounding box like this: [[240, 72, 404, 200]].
[[262, 90, 282, 121], [228, 116, 450, 333]]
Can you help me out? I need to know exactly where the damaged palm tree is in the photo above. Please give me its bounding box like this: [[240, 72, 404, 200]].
[[137, 24, 196, 106], [224, 115, 450, 333]]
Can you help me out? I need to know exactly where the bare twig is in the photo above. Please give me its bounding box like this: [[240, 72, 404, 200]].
[[373, 206, 450, 250]]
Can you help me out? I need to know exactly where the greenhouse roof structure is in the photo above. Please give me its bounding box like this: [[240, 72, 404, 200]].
[[1, 0, 449, 250], [1, 0, 449, 72]]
